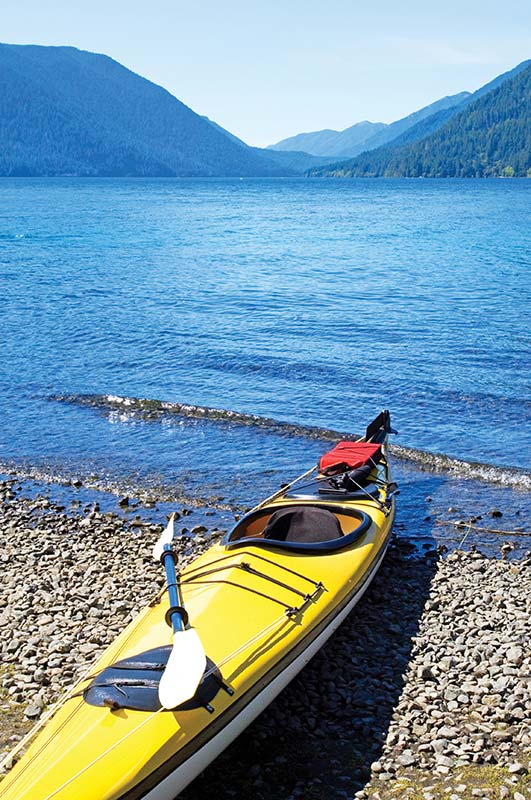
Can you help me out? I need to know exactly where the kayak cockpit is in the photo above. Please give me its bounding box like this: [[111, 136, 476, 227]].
[[224, 503, 372, 553]]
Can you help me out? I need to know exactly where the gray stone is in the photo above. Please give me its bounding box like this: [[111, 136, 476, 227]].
[[439, 725, 459, 738], [506, 647, 524, 666], [507, 762, 527, 775], [436, 755, 454, 768], [397, 750, 417, 767]]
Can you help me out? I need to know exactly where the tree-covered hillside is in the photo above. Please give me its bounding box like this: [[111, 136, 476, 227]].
[[0, 43, 292, 177], [309, 62, 531, 178]]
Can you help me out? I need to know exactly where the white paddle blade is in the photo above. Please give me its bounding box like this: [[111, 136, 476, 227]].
[[152, 514, 175, 561], [158, 628, 207, 710]]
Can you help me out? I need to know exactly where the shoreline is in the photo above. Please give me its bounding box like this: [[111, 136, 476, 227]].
[[0, 483, 529, 799]]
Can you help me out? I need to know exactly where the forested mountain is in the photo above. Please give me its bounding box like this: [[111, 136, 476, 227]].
[[0, 43, 294, 177], [309, 61, 531, 178]]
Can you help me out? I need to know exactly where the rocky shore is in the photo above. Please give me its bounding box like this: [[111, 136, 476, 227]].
[[0, 479, 529, 799]]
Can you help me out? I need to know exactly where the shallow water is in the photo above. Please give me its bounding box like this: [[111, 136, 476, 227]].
[[1, 178, 530, 550]]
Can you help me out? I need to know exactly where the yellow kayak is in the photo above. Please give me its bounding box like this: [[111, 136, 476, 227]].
[[0, 411, 397, 800]]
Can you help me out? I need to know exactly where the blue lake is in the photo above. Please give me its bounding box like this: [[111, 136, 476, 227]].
[[1, 178, 529, 548]]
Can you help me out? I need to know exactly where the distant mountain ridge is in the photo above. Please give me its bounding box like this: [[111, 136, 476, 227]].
[[308, 59, 531, 178], [268, 93, 470, 159], [267, 120, 386, 158], [0, 43, 294, 177]]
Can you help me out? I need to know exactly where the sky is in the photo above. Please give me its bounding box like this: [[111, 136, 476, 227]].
[[3, 0, 531, 146]]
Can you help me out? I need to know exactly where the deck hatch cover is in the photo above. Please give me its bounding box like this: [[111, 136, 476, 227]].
[[83, 647, 222, 712]]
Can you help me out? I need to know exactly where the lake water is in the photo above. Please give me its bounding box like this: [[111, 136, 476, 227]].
[[1, 178, 530, 551]]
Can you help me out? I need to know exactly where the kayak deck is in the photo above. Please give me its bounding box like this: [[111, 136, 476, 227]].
[[1, 421, 396, 800]]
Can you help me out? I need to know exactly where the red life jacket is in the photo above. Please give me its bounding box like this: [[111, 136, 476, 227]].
[[318, 441, 382, 474]]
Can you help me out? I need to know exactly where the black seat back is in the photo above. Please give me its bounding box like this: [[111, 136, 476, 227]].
[[264, 505, 342, 543]]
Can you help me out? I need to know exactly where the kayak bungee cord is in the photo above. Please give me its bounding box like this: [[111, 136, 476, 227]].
[[183, 549, 322, 587], [183, 563, 316, 603]]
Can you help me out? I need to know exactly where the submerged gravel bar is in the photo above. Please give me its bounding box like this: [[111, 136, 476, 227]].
[[0, 480, 529, 800]]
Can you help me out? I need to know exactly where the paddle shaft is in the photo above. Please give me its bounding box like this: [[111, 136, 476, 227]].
[[161, 544, 185, 633]]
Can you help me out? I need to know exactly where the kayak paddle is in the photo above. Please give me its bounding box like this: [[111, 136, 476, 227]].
[[153, 514, 207, 710]]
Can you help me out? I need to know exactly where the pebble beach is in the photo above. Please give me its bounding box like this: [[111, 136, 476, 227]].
[[0, 479, 529, 800]]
